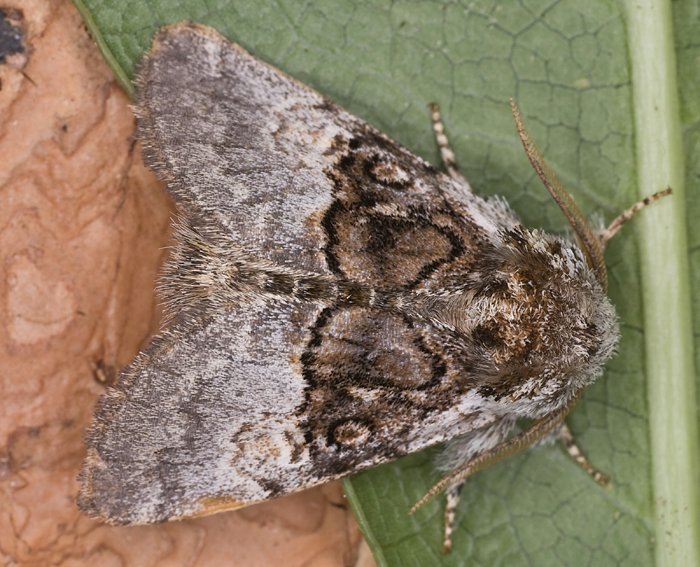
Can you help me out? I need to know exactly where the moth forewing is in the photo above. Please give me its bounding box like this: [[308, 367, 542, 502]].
[[78, 22, 666, 551]]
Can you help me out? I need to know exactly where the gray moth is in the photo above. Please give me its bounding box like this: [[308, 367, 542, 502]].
[[79, 21, 666, 551]]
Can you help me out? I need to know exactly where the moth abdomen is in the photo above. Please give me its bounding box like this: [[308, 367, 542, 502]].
[[162, 213, 431, 317]]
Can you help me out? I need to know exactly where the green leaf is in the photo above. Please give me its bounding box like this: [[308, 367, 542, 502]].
[[73, 0, 699, 564]]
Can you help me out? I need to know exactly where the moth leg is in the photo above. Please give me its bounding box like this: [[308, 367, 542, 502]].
[[598, 187, 672, 249], [414, 395, 579, 514], [428, 102, 469, 185], [442, 483, 463, 553], [559, 422, 609, 486], [432, 416, 517, 553]]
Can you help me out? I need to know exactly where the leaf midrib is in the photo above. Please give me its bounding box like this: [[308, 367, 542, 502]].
[[624, 1, 700, 566]]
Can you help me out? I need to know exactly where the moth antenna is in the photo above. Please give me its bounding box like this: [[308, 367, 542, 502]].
[[509, 98, 608, 291], [410, 395, 578, 513], [599, 187, 672, 248]]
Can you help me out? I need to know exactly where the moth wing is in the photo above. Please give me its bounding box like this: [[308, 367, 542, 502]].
[[80, 303, 317, 524], [79, 300, 496, 524], [135, 23, 516, 276]]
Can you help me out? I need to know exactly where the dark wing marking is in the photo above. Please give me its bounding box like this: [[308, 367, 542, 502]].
[[300, 306, 496, 478]]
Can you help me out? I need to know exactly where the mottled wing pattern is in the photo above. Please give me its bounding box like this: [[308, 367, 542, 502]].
[[80, 304, 324, 524], [79, 23, 515, 524]]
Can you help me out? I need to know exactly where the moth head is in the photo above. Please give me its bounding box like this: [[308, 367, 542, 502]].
[[452, 227, 619, 413]]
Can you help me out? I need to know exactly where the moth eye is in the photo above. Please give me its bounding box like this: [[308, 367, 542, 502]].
[[472, 324, 500, 348], [548, 240, 563, 256], [371, 158, 408, 184], [584, 321, 600, 356], [328, 419, 373, 447], [479, 277, 509, 297]]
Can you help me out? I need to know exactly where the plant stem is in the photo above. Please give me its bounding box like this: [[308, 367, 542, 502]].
[[624, 1, 700, 565]]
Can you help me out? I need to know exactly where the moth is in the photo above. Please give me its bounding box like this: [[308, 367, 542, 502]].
[[78, 22, 669, 552]]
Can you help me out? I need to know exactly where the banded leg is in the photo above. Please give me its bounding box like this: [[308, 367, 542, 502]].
[[430, 416, 517, 553], [413, 394, 579, 514], [559, 423, 609, 486], [599, 187, 672, 248], [427, 405, 611, 553], [442, 483, 463, 553], [427, 409, 607, 553], [429, 103, 469, 185]]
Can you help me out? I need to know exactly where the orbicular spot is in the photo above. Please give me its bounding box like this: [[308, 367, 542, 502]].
[[365, 152, 410, 189], [328, 418, 373, 447], [472, 324, 501, 348]]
